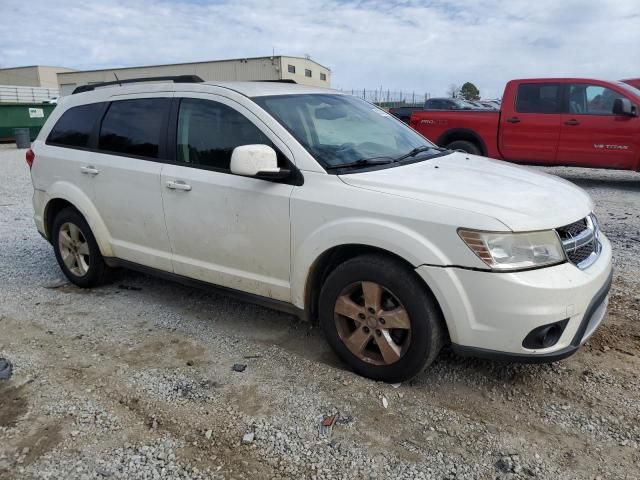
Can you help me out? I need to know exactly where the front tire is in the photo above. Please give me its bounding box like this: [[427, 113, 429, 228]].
[[52, 207, 109, 288], [319, 254, 446, 382], [445, 140, 481, 155]]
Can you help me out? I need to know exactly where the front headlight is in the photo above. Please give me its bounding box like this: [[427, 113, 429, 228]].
[[458, 229, 566, 270]]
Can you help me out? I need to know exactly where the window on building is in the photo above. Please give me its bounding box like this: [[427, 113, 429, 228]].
[[320, 73, 327, 81], [516, 83, 562, 114], [47, 103, 104, 148], [176, 98, 274, 171], [288, 65, 296, 74], [98, 98, 170, 158], [305, 69, 312, 78]]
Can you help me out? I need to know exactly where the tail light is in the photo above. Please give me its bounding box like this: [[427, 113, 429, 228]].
[[25, 148, 35, 169]]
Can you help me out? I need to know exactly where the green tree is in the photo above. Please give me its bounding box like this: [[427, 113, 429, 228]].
[[460, 82, 480, 101]]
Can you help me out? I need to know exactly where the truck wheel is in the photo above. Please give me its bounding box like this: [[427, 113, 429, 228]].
[[446, 140, 481, 155], [319, 254, 446, 383], [52, 207, 110, 288]]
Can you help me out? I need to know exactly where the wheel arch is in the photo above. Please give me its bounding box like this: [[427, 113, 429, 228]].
[[436, 128, 487, 156], [43, 182, 113, 257], [301, 244, 447, 335]]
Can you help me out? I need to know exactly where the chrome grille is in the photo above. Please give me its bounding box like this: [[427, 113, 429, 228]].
[[556, 215, 601, 269]]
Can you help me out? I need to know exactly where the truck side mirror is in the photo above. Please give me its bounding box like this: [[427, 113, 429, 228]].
[[612, 98, 636, 116]]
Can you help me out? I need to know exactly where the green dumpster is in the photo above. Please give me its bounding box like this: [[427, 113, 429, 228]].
[[0, 103, 56, 142]]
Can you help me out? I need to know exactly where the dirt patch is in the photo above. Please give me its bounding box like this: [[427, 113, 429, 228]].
[[0, 383, 28, 428]]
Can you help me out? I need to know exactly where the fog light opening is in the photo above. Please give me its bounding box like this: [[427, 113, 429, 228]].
[[523, 319, 569, 350]]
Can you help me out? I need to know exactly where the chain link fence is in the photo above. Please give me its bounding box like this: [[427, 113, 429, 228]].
[[339, 88, 430, 108]]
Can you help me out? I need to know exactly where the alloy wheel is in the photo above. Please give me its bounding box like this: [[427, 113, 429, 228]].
[[58, 222, 90, 277], [333, 281, 411, 365]]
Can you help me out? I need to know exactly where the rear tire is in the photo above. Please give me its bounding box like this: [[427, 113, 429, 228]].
[[52, 207, 110, 288], [445, 140, 481, 155], [319, 254, 446, 382]]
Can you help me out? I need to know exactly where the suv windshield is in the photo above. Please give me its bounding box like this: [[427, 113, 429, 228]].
[[253, 94, 444, 170]]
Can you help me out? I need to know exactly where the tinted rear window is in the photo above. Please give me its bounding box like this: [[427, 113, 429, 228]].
[[47, 103, 104, 148], [516, 84, 562, 113], [99, 98, 170, 158]]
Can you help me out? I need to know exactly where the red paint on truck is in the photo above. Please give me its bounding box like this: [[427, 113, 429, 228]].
[[410, 78, 640, 171]]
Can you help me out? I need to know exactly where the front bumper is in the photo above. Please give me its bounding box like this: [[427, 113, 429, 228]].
[[416, 233, 613, 359]]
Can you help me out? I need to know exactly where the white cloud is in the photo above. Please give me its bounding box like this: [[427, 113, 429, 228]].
[[1, 0, 638, 98]]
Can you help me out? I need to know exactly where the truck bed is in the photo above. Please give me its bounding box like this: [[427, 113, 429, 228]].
[[410, 110, 501, 158]]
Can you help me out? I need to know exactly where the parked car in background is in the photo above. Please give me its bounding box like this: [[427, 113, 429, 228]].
[[43, 97, 59, 105], [410, 78, 640, 171], [621, 78, 640, 90], [388, 105, 423, 124], [476, 100, 499, 110], [28, 77, 612, 382], [424, 97, 478, 110]]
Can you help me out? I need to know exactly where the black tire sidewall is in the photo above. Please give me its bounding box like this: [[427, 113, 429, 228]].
[[52, 208, 106, 288], [446, 140, 481, 155], [319, 255, 443, 382]]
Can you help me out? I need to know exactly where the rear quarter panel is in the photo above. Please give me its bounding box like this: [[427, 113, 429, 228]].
[[409, 110, 501, 158]]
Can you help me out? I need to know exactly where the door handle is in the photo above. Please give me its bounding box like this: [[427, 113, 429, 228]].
[[80, 166, 99, 175], [564, 119, 580, 126], [165, 180, 192, 191], [506, 117, 521, 123]]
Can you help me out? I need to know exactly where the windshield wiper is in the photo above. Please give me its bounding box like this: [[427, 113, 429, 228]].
[[324, 158, 394, 170], [394, 146, 436, 162]]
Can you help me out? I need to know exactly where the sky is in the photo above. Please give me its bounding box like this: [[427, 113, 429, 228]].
[[1, 0, 639, 98]]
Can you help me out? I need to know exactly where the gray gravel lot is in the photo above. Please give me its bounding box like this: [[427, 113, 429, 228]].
[[1, 145, 639, 479]]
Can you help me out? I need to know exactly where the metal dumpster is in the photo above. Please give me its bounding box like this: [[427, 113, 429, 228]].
[[0, 103, 56, 142]]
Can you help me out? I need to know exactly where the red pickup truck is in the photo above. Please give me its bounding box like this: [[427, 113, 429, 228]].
[[622, 78, 640, 90], [410, 78, 640, 171]]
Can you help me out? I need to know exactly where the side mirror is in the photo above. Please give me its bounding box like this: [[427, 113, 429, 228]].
[[230, 144, 290, 180], [612, 98, 636, 116]]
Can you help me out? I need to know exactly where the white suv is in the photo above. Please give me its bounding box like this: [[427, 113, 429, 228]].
[[28, 77, 612, 382]]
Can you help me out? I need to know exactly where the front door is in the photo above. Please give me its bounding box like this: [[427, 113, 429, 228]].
[[557, 83, 638, 169], [160, 95, 294, 301], [498, 82, 563, 163]]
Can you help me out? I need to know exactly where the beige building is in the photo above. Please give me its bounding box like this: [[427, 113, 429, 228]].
[[57, 56, 331, 95], [0, 65, 76, 88]]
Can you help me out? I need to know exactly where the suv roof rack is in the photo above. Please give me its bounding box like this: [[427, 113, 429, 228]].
[[71, 75, 204, 94], [250, 79, 297, 84]]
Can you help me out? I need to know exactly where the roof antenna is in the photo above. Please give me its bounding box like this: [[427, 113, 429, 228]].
[[113, 72, 122, 86]]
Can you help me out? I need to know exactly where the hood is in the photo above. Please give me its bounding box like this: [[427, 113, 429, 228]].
[[338, 152, 593, 231]]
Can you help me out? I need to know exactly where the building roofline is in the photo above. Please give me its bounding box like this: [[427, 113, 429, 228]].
[[0, 65, 76, 71], [57, 56, 331, 77]]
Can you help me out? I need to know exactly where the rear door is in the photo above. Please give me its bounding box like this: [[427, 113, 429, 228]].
[[556, 83, 638, 169], [89, 95, 174, 271], [498, 82, 564, 163]]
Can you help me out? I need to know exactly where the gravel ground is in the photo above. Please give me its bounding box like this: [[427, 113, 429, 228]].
[[1, 145, 639, 480]]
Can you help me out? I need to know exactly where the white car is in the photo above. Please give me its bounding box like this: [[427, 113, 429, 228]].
[[27, 77, 612, 382]]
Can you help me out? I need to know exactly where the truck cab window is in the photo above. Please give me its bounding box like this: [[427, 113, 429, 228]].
[[570, 84, 628, 115], [516, 84, 562, 114]]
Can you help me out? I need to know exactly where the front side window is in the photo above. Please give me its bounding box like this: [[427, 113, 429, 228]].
[[47, 103, 104, 148], [176, 98, 273, 171], [288, 64, 296, 74], [99, 98, 170, 158], [569, 84, 628, 115], [254, 94, 443, 169], [516, 83, 562, 113], [305, 69, 312, 78]]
